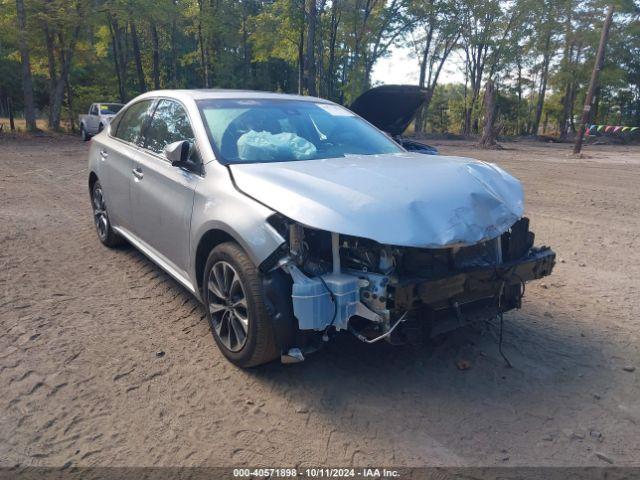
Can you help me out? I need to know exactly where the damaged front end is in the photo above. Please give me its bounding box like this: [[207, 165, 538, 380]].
[[261, 215, 555, 358]]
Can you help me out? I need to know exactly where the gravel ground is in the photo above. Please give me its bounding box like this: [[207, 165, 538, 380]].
[[0, 134, 639, 467]]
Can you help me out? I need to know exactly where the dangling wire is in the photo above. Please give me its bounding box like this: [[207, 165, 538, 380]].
[[497, 312, 513, 368], [491, 277, 515, 368], [319, 275, 337, 342]]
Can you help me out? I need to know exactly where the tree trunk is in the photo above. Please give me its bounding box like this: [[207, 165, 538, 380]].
[[50, 28, 80, 130], [558, 7, 573, 141], [326, 0, 338, 100], [462, 64, 469, 134], [303, 0, 317, 95], [464, 50, 485, 135], [516, 56, 523, 135], [559, 80, 572, 141], [297, 26, 304, 95], [8, 96, 16, 131], [44, 23, 57, 128], [415, 89, 435, 135], [569, 81, 577, 132], [241, 0, 251, 88], [109, 17, 126, 102], [478, 80, 500, 149], [463, 52, 483, 135], [532, 31, 552, 136], [150, 22, 161, 90], [15, 0, 37, 132], [170, 17, 178, 88], [464, 101, 475, 135], [414, 25, 433, 134], [196, 0, 209, 88], [66, 77, 75, 133], [130, 20, 147, 93]]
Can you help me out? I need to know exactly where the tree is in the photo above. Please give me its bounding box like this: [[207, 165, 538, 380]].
[[130, 19, 147, 92], [457, 0, 521, 134], [15, 0, 37, 131], [409, 0, 461, 132], [3, 0, 640, 139], [529, 0, 561, 135], [38, 0, 83, 130], [304, 0, 317, 95], [478, 78, 500, 147]]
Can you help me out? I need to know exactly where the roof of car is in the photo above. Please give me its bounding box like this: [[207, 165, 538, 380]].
[[134, 89, 332, 104]]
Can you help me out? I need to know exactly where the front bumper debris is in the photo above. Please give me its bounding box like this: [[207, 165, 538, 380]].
[[393, 247, 556, 311]]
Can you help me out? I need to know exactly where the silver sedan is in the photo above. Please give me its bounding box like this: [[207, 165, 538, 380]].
[[88, 89, 555, 367]]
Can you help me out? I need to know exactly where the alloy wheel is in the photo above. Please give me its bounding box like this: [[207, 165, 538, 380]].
[[207, 261, 249, 352], [92, 186, 109, 241]]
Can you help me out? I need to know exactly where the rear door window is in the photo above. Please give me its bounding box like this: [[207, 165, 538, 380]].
[[143, 99, 195, 155], [114, 100, 154, 145]]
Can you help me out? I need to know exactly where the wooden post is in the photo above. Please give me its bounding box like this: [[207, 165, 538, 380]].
[[574, 5, 614, 155]]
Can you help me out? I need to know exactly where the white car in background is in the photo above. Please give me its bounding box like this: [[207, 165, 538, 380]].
[[79, 103, 124, 140]]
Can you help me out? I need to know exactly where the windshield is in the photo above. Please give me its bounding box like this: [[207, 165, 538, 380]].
[[100, 104, 123, 115], [197, 99, 403, 164]]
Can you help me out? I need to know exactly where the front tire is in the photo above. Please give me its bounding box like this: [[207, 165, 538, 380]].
[[203, 242, 279, 367], [81, 124, 90, 141], [91, 180, 124, 247]]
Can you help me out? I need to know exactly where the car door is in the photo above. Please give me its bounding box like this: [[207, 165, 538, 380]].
[[130, 98, 201, 277], [100, 99, 155, 232], [88, 104, 99, 132]]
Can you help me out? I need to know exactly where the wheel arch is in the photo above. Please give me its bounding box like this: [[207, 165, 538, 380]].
[[88, 171, 98, 194], [194, 228, 238, 297], [194, 226, 296, 358]]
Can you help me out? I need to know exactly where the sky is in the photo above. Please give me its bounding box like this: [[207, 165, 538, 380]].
[[371, 45, 466, 87]]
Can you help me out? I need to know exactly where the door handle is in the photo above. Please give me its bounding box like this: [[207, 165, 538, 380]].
[[132, 167, 144, 180], [99, 149, 108, 159]]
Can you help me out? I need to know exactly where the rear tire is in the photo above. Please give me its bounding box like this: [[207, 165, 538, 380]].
[[90, 180, 124, 247], [203, 242, 279, 368]]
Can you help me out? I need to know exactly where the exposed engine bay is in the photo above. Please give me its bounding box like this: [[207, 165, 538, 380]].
[[263, 215, 555, 350]]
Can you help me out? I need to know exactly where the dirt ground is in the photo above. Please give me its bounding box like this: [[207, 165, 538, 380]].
[[1, 134, 639, 468]]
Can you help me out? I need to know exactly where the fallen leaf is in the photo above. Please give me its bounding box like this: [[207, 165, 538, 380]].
[[457, 360, 471, 370]]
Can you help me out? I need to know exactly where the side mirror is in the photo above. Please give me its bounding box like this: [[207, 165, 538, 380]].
[[164, 140, 191, 166]]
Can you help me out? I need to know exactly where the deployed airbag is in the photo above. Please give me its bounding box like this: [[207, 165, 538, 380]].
[[237, 130, 317, 161]]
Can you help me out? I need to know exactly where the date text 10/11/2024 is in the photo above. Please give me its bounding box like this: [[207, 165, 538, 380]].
[[232, 468, 401, 478]]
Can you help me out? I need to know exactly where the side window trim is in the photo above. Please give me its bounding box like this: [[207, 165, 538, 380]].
[[109, 98, 156, 147], [109, 97, 203, 174], [140, 98, 198, 162], [139, 98, 204, 175], [141, 99, 165, 154], [137, 98, 160, 148]]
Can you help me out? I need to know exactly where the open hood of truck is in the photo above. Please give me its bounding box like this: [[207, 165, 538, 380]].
[[230, 152, 524, 248], [349, 85, 428, 136]]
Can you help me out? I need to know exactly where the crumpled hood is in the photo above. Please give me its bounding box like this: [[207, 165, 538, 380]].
[[230, 152, 524, 248]]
